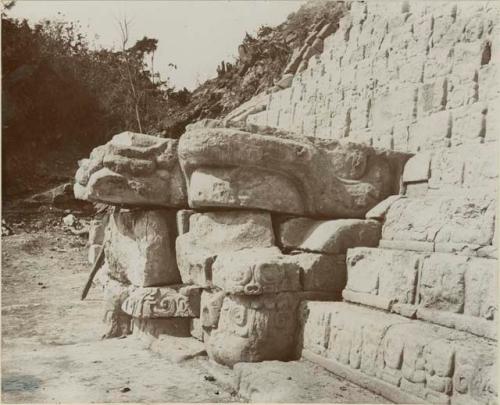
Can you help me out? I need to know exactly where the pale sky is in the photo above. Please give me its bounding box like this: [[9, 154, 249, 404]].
[[9, 0, 306, 90]]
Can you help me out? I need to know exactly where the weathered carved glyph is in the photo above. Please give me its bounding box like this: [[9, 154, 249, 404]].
[[381, 194, 496, 253], [178, 126, 410, 217], [176, 211, 275, 287], [74, 132, 187, 207], [300, 301, 496, 404], [212, 247, 301, 295], [344, 247, 498, 339], [104, 208, 181, 287], [121, 285, 201, 318], [206, 293, 300, 366]]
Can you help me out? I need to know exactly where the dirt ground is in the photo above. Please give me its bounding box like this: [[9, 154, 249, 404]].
[[1, 210, 389, 403]]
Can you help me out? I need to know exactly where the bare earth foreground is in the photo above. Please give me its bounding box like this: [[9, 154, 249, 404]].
[[1, 217, 388, 403]]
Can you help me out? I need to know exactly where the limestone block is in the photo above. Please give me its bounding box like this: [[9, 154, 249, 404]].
[[275, 73, 294, 89], [278, 218, 381, 254], [372, 85, 417, 132], [428, 143, 498, 193], [178, 125, 410, 218], [365, 195, 405, 221], [451, 102, 487, 146], [408, 110, 451, 152], [485, 101, 500, 142], [419, 253, 467, 313], [121, 285, 201, 318], [176, 211, 274, 287], [404, 182, 429, 198], [73, 132, 187, 207], [402, 152, 431, 183], [212, 247, 301, 295], [447, 69, 479, 109], [463, 257, 497, 320], [286, 253, 346, 293], [478, 64, 500, 102], [344, 248, 419, 311], [382, 195, 496, 247], [206, 293, 300, 366], [417, 77, 447, 118], [200, 289, 226, 329], [104, 209, 180, 287], [428, 146, 465, 192]]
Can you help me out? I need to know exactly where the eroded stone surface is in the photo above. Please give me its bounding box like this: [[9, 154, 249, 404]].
[[286, 252, 347, 294], [382, 195, 496, 247], [278, 217, 381, 254], [104, 209, 181, 287], [176, 211, 275, 287], [74, 132, 187, 207], [206, 293, 300, 366], [178, 126, 410, 217], [300, 301, 497, 405], [212, 247, 301, 295], [343, 247, 498, 339], [344, 247, 419, 312], [121, 285, 201, 318]]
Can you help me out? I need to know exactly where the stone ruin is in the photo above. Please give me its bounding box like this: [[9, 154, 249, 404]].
[[76, 2, 498, 404]]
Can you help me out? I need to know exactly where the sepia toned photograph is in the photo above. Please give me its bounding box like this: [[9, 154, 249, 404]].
[[1, 0, 498, 403]]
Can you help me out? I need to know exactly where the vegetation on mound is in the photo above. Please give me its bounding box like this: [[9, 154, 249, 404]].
[[1, 0, 345, 199]]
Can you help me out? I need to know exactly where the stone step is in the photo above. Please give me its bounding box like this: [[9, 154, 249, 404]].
[[401, 143, 498, 198], [344, 247, 497, 340], [299, 301, 497, 405], [369, 194, 496, 259]]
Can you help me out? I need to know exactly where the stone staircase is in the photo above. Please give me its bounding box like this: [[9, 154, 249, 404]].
[[298, 143, 497, 405], [77, 2, 499, 403]]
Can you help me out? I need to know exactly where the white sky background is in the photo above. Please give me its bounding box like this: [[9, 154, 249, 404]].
[[9, 0, 306, 90]]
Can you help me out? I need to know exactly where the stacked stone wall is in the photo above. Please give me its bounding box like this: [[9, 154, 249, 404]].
[[241, 1, 498, 154]]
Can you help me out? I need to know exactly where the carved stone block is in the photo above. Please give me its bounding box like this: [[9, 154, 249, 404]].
[[344, 248, 419, 311], [212, 247, 301, 295], [178, 125, 410, 217], [382, 195, 496, 247], [121, 285, 201, 318], [206, 293, 300, 366], [104, 208, 181, 287], [74, 132, 187, 207], [286, 253, 347, 293], [176, 211, 275, 287], [200, 289, 226, 329]]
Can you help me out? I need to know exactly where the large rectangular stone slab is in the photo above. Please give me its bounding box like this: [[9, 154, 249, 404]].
[[104, 209, 181, 287], [277, 217, 381, 254]]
